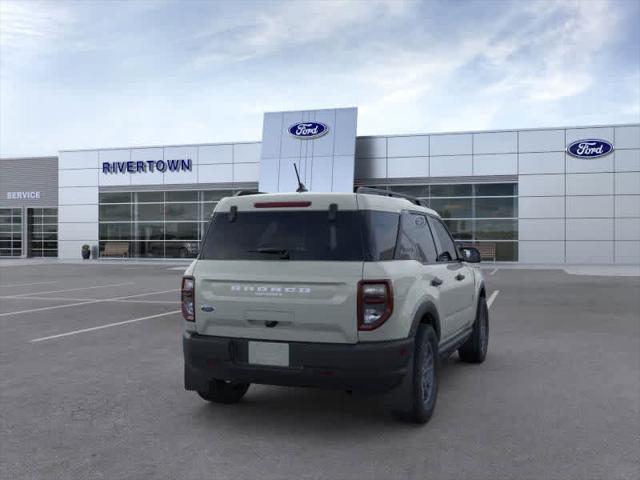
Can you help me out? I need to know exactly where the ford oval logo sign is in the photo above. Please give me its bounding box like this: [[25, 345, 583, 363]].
[[288, 122, 328, 139], [567, 139, 614, 159]]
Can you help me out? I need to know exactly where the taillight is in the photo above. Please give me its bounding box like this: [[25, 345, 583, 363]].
[[181, 276, 195, 322], [357, 280, 393, 331]]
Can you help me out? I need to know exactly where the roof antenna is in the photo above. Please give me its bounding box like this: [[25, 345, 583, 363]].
[[294, 163, 308, 193]]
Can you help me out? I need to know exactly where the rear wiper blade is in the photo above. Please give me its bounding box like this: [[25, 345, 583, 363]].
[[247, 247, 290, 259]]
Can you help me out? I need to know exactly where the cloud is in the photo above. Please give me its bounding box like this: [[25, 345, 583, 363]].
[[356, 0, 624, 133], [481, 0, 619, 102], [0, 0, 637, 156], [0, 0, 73, 67], [190, 0, 409, 67]]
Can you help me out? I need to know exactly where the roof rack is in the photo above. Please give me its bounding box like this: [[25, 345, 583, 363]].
[[355, 186, 428, 208], [233, 190, 266, 197]]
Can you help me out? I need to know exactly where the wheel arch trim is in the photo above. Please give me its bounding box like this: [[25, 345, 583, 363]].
[[478, 281, 486, 299], [409, 302, 441, 340]]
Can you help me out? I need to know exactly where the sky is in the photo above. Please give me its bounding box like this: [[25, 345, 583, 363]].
[[0, 0, 638, 157]]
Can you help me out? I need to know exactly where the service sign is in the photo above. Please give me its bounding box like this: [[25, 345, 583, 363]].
[[566, 139, 613, 159], [288, 122, 329, 139], [6, 191, 40, 200]]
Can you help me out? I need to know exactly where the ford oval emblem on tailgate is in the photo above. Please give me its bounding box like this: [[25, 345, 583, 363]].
[[201, 305, 215, 312]]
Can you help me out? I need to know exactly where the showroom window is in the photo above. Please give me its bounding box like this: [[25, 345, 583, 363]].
[[359, 183, 518, 261], [98, 189, 256, 258], [0, 208, 23, 257]]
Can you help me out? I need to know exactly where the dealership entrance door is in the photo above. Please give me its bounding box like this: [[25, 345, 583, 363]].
[[26, 208, 58, 257]]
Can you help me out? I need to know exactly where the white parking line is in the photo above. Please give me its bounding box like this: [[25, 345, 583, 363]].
[[9, 282, 135, 298], [0, 295, 177, 304], [120, 267, 162, 270], [31, 310, 181, 343], [0, 289, 178, 317], [115, 289, 176, 300], [0, 288, 177, 301], [115, 300, 177, 304], [489, 268, 498, 275], [0, 299, 103, 317], [0, 296, 74, 302], [0, 281, 57, 288], [487, 290, 500, 308]]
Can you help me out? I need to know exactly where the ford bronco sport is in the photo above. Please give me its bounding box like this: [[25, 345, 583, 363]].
[[182, 188, 488, 423]]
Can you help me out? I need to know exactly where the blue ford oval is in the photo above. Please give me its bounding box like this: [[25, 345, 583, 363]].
[[567, 139, 614, 158], [288, 122, 329, 139]]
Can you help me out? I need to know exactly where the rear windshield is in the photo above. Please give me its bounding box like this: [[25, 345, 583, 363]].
[[200, 210, 400, 262]]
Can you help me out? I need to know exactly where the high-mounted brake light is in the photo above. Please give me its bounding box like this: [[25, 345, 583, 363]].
[[254, 201, 312, 208], [357, 280, 393, 331], [181, 276, 195, 322]]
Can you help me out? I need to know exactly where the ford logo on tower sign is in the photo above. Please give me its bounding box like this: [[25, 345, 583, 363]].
[[567, 139, 614, 159], [288, 122, 328, 139]]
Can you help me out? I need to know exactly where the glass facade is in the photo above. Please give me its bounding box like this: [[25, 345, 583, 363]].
[[98, 189, 256, 258], [98, 184, 516, 260], [28, 208, 58, 257], [0, 208, 23, 257], [361, 183, 518, 261]]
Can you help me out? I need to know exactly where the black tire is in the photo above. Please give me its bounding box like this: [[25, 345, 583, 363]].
[[197, 380, 250, 404], [458, 296, 489, 363], [396, 324, 439, 424]]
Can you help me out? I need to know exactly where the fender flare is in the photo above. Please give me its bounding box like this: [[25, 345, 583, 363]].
[[472, 280, 487, 327], [478, 280, 486, 300], [408, 301, 441, 340]]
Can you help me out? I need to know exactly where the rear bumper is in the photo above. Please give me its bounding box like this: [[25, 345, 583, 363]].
[[183, 332, 413, 393]]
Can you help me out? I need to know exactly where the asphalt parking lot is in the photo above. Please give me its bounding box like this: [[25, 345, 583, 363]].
[[0, 262, 638, 480]]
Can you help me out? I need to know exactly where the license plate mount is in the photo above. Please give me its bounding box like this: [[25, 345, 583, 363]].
[[248, 341, 289, 367]]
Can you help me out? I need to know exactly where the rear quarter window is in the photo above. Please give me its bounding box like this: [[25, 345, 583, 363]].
[[395, 212, 438, 263], [360, 211, 400, 261]]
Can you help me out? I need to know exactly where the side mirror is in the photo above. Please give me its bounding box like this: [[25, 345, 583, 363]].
[[459, 246, 481, 263]]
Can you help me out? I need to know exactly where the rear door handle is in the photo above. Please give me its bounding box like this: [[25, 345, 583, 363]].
[[455, 273, 465, 281], [431, 277, 443, 287]]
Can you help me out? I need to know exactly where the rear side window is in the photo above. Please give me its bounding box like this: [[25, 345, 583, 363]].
[[429, 217, 458, 262], [395, 212, 438, 263], [201, 211, 364, 261], [360, 211, 399, 261]]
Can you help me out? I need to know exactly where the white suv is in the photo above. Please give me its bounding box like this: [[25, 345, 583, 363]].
[[182, 189, 488, 423]]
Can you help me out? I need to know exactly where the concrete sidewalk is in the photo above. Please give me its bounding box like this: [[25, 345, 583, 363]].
[[0, 258, 194, 268], [480, 263, 640, 277]]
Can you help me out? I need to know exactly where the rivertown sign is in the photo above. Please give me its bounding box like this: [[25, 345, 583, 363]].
[[102, 159, 192, 174]]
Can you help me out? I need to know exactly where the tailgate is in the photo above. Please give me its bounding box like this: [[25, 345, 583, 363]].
[[194, 260, 362, 343]]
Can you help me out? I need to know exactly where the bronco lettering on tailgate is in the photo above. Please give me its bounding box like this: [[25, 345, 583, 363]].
[[230, 285, 312, 297]]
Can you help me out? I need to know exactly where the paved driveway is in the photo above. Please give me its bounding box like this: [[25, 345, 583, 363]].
[[0, 263, 638, 479]]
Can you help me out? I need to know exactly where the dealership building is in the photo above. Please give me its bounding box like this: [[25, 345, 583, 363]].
[[1, 107, 639, 264]]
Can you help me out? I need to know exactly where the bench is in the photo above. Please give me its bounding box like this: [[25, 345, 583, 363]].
[[475, 243, 496, 262], [459, 242, 497, 262], [102, 242, 129, 258]]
